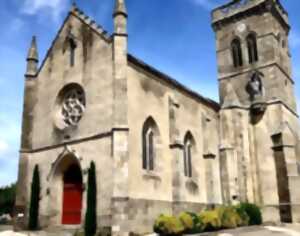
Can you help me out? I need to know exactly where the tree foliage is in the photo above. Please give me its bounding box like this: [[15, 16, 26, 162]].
[[85, 161, 97, 236], [28, 165, 40, 230], [0, 183, 16, 216]]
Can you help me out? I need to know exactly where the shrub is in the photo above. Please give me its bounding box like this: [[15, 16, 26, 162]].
[[28, 165, 40, 230], [218, 206, 241, 229], [179, 212, 203, 234], [237, 203, 262, 226], [154, 214, 184, 236], [85, 162, 97, 236], [235, 205, 249, 226], [199, 209, 222, 232]]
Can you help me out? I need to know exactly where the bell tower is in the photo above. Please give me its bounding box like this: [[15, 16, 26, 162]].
[[212, 0, 296, 111], [212, 0, 300, 223]]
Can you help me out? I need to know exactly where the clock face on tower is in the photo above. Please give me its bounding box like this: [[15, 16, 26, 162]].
[[237, 23, 246, 33]]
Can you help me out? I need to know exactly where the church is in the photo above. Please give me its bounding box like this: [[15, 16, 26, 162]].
[[15, 0, 300, 235]]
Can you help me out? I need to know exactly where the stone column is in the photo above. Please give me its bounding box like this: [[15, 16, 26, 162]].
[[168, 95, 183, 214], [272, 127, 300, 223], [111, 1, 130, 235], [219, 146, 239, 205], [111, 128, 130, 236]]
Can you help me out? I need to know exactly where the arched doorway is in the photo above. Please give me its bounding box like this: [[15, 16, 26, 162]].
[[62, 164, 83, 225]]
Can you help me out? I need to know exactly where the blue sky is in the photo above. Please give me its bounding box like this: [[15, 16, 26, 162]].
[[0, 0, 299, 187]]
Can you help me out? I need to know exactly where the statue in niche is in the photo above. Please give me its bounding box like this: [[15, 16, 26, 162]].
[[246, 70, 264, 102]]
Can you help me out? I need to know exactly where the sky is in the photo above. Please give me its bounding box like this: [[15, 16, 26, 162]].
[[0, 0, 299, 187]]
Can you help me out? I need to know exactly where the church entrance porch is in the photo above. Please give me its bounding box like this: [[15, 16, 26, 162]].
[[62, 164, 83, 225]]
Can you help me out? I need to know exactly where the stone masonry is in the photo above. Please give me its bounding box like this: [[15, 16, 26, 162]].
[[15, 0, 300, 235]]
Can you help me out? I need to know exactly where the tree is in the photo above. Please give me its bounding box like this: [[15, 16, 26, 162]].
[[28, 165, 40, 230], [85, 161, 97, 236], [0, 183, 16, 216]]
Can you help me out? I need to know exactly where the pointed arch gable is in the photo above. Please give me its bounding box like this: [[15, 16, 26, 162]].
[[47, 146, 82, 182], [142, 116, 160, 136], [184, 131, 196, 147]]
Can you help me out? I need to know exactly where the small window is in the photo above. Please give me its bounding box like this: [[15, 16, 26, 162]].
[[184, 132, 194, 178], [231, 38, 243, 68], [69, 38, 77, 67], [247, 33, 258, 64]]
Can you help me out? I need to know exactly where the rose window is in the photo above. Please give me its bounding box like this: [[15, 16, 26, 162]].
[[61, 88, 86, 127]]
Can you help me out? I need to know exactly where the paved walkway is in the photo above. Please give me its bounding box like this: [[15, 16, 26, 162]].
[[203, 225, 300, 236], [1, 225, 300, 236]]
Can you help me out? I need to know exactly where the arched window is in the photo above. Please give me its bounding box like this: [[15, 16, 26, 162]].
[[247, 33, 258, 64], [231, 38, 243, 68], [142, 117, 160, 171], [184, 132, 195, 178]]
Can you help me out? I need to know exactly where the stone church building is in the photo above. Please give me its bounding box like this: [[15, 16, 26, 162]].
[[15, 0, 300, 234]]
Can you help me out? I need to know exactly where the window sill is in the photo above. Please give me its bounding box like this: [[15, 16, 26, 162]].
[[142, 170, 161, 180]]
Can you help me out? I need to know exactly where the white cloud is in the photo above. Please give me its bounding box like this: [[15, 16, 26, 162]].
[[0, 140, 9, 155], [190, 0, 218, 10], [22, 0, 69, 22], [290, 31, 300, 48]]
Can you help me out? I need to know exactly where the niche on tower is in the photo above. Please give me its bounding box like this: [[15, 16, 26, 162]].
[[246, 70, 266, 124]]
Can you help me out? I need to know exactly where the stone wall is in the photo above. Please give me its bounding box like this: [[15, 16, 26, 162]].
[[127, 62, 222, 207]]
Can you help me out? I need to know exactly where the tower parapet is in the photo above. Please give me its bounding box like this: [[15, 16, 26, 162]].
[[212, 0, 289, 32]]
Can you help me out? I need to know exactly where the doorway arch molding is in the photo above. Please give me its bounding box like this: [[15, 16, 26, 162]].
[[47, 145, 83, 182]]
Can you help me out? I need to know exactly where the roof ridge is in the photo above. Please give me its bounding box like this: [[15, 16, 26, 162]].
[[70, 4, 110, 39], [127, 54, 220, 111]]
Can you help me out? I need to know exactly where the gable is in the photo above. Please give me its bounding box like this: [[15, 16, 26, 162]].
[[32, 7, 115, 149], [37, 7, 112, 77]]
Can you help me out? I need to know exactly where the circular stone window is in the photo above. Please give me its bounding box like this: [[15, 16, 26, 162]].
[[54, 84, 86, 130]]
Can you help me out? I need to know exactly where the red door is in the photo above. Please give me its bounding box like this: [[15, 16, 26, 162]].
[[62, 183, 83, 224], [62, 164, 83, 225]]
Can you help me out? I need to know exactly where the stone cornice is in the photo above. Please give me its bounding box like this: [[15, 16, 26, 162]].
[[20, 130, 112, 154], [212, 0, 290, 33], [218, 62, 294, 84], [272, 144, 295, 151], [221, 99, 299, 118]]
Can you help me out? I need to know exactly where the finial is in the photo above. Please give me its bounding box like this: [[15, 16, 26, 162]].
[[26, 36, 39, 78], [113, 0, 127, 18], [27, 36, 38, 62], [71, 0, 77, 11]]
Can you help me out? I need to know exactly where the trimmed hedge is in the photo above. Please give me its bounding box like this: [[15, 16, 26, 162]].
[[179, 212, 204, 234], [154, 203, 262, 235], [199, 209, 221, 232], [154, 214, 184, 236]]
